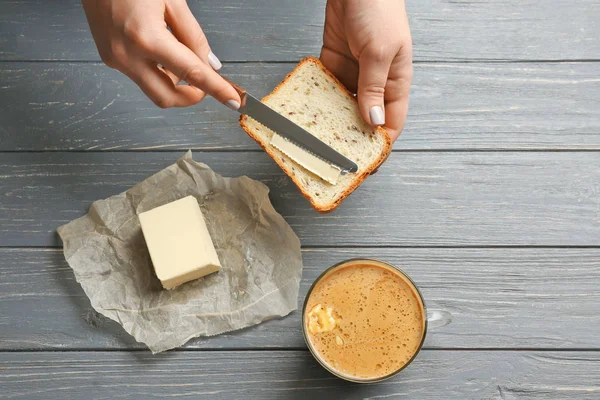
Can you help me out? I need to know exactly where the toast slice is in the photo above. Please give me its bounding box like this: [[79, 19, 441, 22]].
[[239, 57, 392, 213]]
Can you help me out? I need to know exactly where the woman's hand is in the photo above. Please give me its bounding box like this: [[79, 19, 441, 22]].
[[82, 0, 240, 109], [321, 0, 413, 141]]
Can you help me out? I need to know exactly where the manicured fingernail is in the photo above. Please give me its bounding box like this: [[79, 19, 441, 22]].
[[207, 51, 222, 71], [225, 100, 240, 110], [369, 106, 385, 125]]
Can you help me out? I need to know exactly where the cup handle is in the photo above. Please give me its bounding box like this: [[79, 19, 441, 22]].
[[426, 309, 452, 329]]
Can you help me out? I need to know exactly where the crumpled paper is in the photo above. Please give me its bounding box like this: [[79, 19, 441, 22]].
[[57, 151, 302, 353]]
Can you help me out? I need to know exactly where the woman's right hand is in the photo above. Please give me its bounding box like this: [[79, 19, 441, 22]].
[[82, 0, 241, 110], [320, 0, 413, 142]]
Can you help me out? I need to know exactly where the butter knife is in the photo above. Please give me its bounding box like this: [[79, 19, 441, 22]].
[[226, 80, 359, 174]]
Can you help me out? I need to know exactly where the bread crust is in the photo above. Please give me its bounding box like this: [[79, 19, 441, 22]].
[[239, 56, 392, 213]]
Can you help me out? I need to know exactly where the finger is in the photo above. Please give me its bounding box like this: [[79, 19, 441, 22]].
[[160, 65, 204, 99], [320, 47, 358, 93], [357, 46, 395, 127], [158, 64, 181, 85], [147, 31, 240, 109], [164, 0, 222, 71], [383, 52, 413, 141], [130, 62, 206, 108], [383, 97, 408, 142]]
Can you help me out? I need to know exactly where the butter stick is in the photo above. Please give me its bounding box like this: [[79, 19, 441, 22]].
[[139, 196, 221, 289]]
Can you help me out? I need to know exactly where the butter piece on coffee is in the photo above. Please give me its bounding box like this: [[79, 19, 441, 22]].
[[308, 304, 338, 334], [139, 195, 221, 290]]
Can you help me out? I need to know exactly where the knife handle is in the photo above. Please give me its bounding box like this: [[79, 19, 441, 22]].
[[223, 77, 246, 98]]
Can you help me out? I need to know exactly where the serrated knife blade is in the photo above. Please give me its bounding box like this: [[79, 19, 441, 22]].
[[270, 133, 341, 185], [226, 79, 359, 174]]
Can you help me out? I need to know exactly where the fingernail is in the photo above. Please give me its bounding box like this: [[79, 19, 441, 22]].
[[225, 100, 240, 110], [369, 106, 385, 125], [208, 51, 222, 71]]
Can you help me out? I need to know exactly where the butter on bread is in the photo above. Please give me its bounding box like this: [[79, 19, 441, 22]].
[[239, 57, 392, 213]]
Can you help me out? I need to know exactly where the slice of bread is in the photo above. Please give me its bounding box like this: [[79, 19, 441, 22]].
[[239, 57, 392, 213]]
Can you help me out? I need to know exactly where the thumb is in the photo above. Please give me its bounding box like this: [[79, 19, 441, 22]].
[[357, 47, 394, 127]]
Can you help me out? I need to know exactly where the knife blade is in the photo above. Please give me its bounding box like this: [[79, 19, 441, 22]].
[[226, 80, 359, 174]]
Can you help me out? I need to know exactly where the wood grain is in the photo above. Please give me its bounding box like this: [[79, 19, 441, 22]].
[[1, 350, 599, 399], [1, 247, 599, 350], [1, 0, 599, 397], [1, 62, 599, 151], [0, 152, 599, 247], [1, 0, 599, 62]]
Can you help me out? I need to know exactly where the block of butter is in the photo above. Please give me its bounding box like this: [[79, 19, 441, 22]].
[[138, 195, 221, 289]]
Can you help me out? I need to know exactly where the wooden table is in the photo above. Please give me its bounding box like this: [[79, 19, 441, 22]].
[[1, 1, 599, 398]]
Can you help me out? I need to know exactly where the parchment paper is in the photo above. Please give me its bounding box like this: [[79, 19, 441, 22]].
[[57, 151, 302, 353]]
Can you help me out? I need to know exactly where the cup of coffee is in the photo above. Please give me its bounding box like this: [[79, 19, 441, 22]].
[[302, 258, 428, 383]]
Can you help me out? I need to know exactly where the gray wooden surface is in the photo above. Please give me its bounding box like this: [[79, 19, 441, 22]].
[[1, 0, 599, 398], [1, 0, 599, 62], [1, 152, 599, 247], [1, 62, 599, 151], [2, 248, 600, 350], [2, 351, 600, 400]]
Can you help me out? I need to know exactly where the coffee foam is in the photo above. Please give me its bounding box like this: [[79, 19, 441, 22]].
[[305, 263, 425, 380]]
